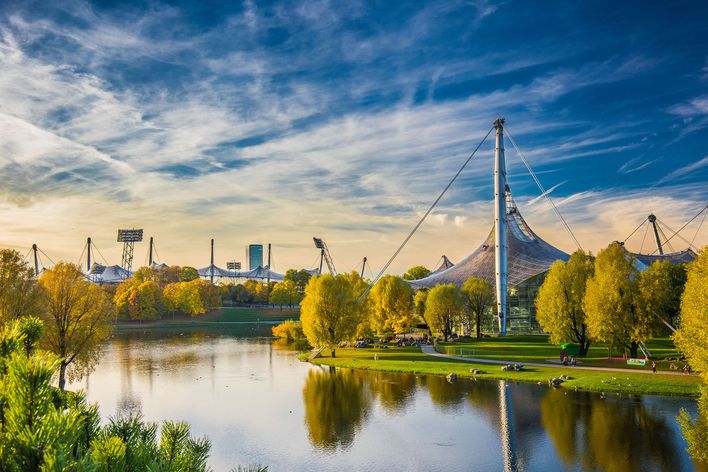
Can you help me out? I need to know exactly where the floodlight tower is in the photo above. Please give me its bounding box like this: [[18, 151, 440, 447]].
[[148, 237, 155, 266], [210, 238, 215, 283], [313, 237, 337, 275], [493, 117, 508, 337], [117, 229, 143, 278]]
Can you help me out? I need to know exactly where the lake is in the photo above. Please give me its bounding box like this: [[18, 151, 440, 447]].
[[68, 327, 702, 471]]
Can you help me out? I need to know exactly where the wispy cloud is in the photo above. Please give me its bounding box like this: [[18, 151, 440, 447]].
[[0, 0, 705, 273]]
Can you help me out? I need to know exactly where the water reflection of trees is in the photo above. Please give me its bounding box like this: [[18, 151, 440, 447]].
[[302, 367, 372, 451], [542, 389, 681, 471], [679, 387, 708, 470], [368, 372, 417, 414]]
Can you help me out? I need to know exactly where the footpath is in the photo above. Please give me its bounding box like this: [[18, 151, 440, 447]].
[[420, 344, 693, 377]]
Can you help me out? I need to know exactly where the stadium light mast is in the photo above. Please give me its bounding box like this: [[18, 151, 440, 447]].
[[117, 229, 143, 279], [648, 214, 664, 255], [494, 117, 508, 336], [313, 237, 337, 275]]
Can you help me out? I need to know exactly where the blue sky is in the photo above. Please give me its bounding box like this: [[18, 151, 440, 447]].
[[0, 0, 706, 273]]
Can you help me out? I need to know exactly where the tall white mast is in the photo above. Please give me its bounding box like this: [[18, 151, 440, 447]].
[[494, 117, 508, 336]]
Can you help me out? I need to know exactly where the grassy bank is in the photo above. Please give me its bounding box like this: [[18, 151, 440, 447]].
[[437, 335, 687, 372], [116, 306, 300, 330], [302, 345, 701, 396]]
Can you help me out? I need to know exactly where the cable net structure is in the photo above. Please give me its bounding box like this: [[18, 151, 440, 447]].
[[410, 187, 569, 290]]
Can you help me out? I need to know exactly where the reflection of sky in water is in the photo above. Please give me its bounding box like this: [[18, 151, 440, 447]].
[[69, 330, 700, 472]]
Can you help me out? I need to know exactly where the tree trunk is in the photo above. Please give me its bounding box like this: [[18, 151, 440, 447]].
[[629, 342, 639, 359], [578, 337, 590, 357], [476, 313, 482, 339], [331, 348, 336, 358], [59, 362, 67, 391]]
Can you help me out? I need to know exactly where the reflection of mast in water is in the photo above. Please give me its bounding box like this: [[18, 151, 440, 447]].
[[498, 381, 518, 472]]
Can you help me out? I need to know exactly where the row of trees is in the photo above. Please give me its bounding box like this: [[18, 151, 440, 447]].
[[114, 267, 220, 321], [535, 243, 688, 358], [300, 271, 496, 355]]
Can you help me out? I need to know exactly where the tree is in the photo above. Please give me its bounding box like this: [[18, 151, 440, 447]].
[[127, 281, 164, 321], [164, 280, 207, 317], [673, 247, 707, 380], [535, 251, 594, 355], [0, 249, 40, 323], [369, 275, 413, 336], [154, 265, 182, 286], [269, 280, 300, 308], [179, 266, 199, 282], [402, 265, 431, 281], [284, 269, 312, 294], [413, 288, 430, 335], [115, 269, 166, 321], [425, 284, 464, 341], [638, 260, 687, 332], [584, 243, 652, 358], [38, 262, 115, 390], [461, 277, 495, 340], [300, 274, 361, 357]]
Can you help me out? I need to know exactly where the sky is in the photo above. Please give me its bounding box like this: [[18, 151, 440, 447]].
[[0, 0, 706, 275]]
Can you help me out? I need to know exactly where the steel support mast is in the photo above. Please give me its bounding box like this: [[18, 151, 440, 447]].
[[210, 239, 215, 283], [648, 214, 663, 255], [494, 117, 508, 336], [87, 237, 92, 272]]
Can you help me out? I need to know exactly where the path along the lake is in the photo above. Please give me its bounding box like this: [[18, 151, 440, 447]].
[[420, 344, 693, 377]]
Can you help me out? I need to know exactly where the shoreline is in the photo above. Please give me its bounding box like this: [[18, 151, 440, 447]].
[[300, 346, 701, 397]]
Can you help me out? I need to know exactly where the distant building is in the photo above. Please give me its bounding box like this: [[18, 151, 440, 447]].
[[248, 244, 264, 270]]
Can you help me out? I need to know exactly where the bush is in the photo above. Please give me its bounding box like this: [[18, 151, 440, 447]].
[[272, 320, 304, 341]]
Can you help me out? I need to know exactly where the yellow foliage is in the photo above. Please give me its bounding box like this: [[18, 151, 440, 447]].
[[674, 246, 708, 380], [300, 274, 361, 355], [369, 275, 413, 335]]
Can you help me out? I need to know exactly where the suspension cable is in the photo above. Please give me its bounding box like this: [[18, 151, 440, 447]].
[[690, 206, 707, 246], [623, 217, 648, 244], [505, 128, 583, 251], [92, 242, 110, 265], [360, 126, 494, 300], [648, 204, 707, 255], [639, 222, 650, 254]]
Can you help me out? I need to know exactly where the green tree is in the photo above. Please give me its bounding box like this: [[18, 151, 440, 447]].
[[38, 262, 114, 390], [269, 280, 300, 308], [284, 269, 312, 294], [300, 274, 361, 357], [179, 266, 199, 282], [425, 284, 464, 341], [369, 275, 413, 336], [413, 288, 431, 335], [584, 243, 652, 358], [0, 249, 40, 323], [535, 250, 594, 355], [461, 277, 495, 340], [673, 246, 707, 380], [402, 265, 431, 281], [638, 260, 687, 332]]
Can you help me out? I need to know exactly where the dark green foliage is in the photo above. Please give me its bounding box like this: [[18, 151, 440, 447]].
[[0, 317, 225, 472]]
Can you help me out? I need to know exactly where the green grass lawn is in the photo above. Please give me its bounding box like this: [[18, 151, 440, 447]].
[[303, 345, 701, 396], [116, 306, 300, 330], [210, 306, 300, 322], [437, 335, 687, 372]]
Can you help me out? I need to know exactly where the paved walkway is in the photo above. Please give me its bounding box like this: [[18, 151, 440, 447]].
[[420, 344, 693, 377]]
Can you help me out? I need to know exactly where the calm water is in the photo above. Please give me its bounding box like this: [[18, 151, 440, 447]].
[[68, 328, 702, 472]]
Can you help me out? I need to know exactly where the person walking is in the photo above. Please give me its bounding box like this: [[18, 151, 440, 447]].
[[651, 360, 656, 373]]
